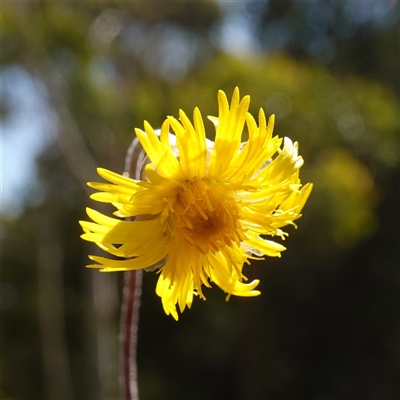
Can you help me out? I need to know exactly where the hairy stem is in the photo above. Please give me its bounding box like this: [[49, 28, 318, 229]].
[[120, 138, 147, 400], [121, 269, 142, 400]]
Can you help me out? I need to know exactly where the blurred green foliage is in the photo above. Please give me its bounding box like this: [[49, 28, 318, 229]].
[[1, 1, 399, 399]]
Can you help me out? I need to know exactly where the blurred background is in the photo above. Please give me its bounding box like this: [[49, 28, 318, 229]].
[[1, 1, 399, 399]]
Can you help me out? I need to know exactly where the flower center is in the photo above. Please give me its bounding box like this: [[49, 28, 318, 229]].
[[170, 179, 244, 253]]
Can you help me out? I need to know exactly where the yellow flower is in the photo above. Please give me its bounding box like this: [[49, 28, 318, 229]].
[[80, 88, 312, 320]]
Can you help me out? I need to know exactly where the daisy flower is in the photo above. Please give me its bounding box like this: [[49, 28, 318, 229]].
[[80, 88, 312, 320]]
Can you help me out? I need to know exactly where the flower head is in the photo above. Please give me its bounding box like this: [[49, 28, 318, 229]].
[[80, 88, 312, 320]]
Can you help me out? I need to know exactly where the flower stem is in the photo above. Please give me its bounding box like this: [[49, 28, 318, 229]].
[[120, 138, 147, 400], [121, 269, 142, 400]]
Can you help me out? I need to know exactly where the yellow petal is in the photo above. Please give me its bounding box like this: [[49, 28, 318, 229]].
[[208, 88, 250, 177], [135, 122, 182, 178], [208, 252, 260, 297], [245, 236, 286, 257]]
